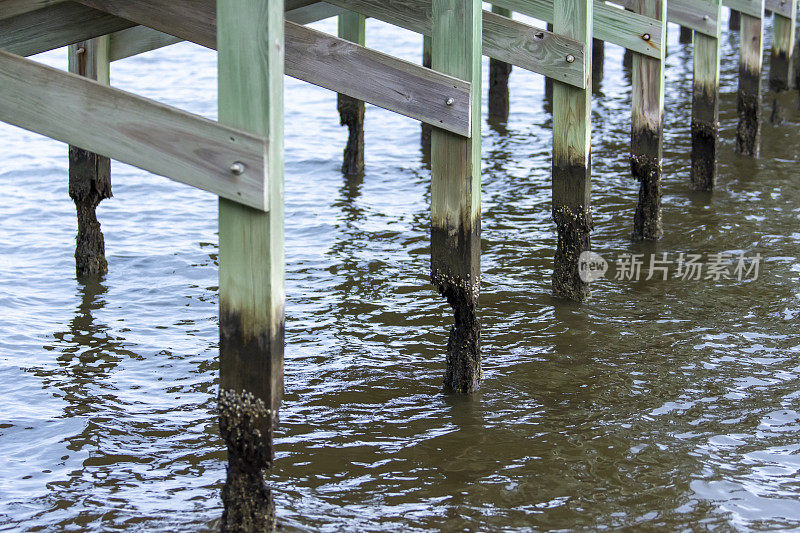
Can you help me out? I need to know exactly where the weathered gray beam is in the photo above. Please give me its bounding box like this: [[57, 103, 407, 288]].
[[491, 0, 663, 59], [323, 0, 587, 87], [108, 3, 347, 62], [723, 0, 764, 18], [0, 0, 64, 19], [6, 0, 472, 135], [606, 0, 720, 36], [0, 49, 270, 210], [765, 0, 795, 17], [0, 2, 134, 56]]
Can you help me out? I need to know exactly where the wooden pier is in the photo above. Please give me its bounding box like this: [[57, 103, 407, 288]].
[[0, 0, 798, 529]]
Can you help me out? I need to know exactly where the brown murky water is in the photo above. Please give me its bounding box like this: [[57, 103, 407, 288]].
[[1, 14, 800, 532]]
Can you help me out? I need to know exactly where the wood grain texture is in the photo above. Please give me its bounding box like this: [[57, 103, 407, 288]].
[[430, 0, 483, 393], [491, 0, 663, 59], [0, 0, 64, 19], [630, 0, 665, 240], [0, 49, 269, 209], [765, 0, 795, 17], [324, 0, 587, 87], [723, 0, 763, 18], [12, 0, 470, 134], [606, 0, 719, 36], [552, 0, 592, 301], [0, 2, 134, 56]]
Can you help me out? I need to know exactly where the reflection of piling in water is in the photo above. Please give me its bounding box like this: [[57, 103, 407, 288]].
[[68, 38, 112, 279]]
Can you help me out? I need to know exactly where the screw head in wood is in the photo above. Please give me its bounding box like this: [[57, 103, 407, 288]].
[[566, 54, 575, 63], [230, 162, 246, 175], [76, 47, 86, 54], [534, 31, 545, 40], [642, 33, 651, 41], [445, 97, 455, 106]]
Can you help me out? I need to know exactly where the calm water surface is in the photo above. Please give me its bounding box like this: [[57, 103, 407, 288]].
[[1, 14, 800, 532]]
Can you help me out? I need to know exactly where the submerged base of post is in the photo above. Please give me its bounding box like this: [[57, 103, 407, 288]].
[[552, 204, 592, 302], [690, 90, 718, 191], [488, 58, 512, 122], [69, 146, 112, 278], [219, 389, 275, 533], [337, 94, 365, 175], [737, 68, 761, 157], [631, 127, 663, 240]]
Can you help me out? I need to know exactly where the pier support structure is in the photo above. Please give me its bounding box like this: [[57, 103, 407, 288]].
[[338, 11, 366, 175], [68, 37, 112, 278], [217, 0, 285, 530], [769, 0, 798, 123], [735, 0, 765, 157], [421, 35, 432, 155], [552, 0, 592, 300], [631, 0, 666, 240], [730, 8, 741, 30], [488, 5, 512, 122], [690, 0, 722, 192], [430, 0, 483, 392]]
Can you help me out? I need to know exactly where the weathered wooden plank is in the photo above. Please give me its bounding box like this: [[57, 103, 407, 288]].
[[108, 25, 181, 61], [691, 0, 722, 192], [552, 0, 592, 300], [216, 0, 284, 528], [323, 0, 587, 87], [765, 0, 794, 17], [68, 36, 112, 278], [0, 0, 63, 19], [0, 49, 269, 210], [430, 0, 482, 393], [491, 0, 663, 59], [723, 0, 763, 18], [0, 2, 134, 56], [9, 1, 471, 135], [630, 0, 665, 239], [606, 0, 719, 36], [736, 5, 764, 157], [108, 3, 348, 62], [768, 0, 797, 123], [337, 10, 366, 175]]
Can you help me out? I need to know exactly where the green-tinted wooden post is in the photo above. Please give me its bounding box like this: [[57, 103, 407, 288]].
[[431, 0, 482, 393], [488, 5, 512, 122], [338, 11, 366, 175], [691, 1, 723, 191], [769, 0, 798, 123], [217, 0, 284, 530], [630, 0, 666, 240], [552, 0, 592, 300], [68, 37, 112, 278], [421, 35, 432, 155], [730, 8, 741, 30], [736, 2, 765, 157]]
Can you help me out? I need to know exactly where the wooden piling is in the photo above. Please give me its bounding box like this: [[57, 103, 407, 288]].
[[769, 0, 797, 123], [217, 0, 284, 530], [337, 11, 366, 175], [488, 5, 512, 122], [421, 35, 432, 155], [680, 25, 694, 43], [630, 0, 666, 240], [430, 0, 482, 393], [736, 3, 765, 157], [730, 8, 741, 30], [68, 38, 112, 278], [552, 0, 592, 300], [691, 1, 722, 192], [545, 22, 554, 100]]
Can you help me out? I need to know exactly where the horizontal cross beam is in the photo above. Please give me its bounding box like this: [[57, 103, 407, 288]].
[[490, 0, 664, 59], [0, 1, 472, 135], [0, 48, 270, 209], [723, 0, 764, 18], [605, 0, 720, 37]]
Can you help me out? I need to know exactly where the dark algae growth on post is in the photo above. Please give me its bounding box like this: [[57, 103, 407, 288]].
[[2, 15, 800, 532]]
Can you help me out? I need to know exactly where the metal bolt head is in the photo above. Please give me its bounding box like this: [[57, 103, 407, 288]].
[[76, 47, 86, 54], [642, 33, 651, 41], [534, 31, 545, 40], [230, 162, 246, 175], [445, 97, 455, 106], [566, 54, 575, 64]]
